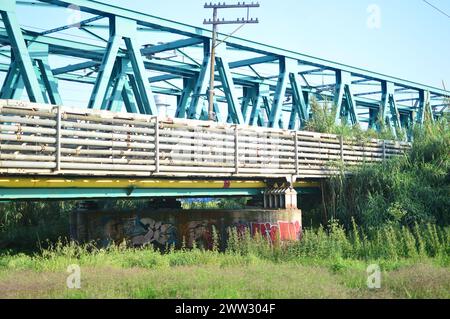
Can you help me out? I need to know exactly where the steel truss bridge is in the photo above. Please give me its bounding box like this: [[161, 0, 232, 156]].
[[0, 0, 447, 202], [0, 100, 409, 201]]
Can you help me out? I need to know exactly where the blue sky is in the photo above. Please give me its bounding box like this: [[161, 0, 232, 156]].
[[5, 0, 450, 106], [97, 0, 450, 89]]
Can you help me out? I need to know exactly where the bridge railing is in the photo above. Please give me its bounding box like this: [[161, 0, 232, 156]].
[[0, 100, 411, 179]]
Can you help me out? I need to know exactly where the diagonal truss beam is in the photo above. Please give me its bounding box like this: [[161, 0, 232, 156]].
[[334, 70, 359, 126], [0, 0, 45, 102], [88, 16, 156, 114], [0, 0, 448, 134]]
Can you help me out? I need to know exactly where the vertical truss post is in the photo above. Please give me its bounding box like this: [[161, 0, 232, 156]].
[[88, 22, 121, 110], [188, 40, 211, 120], [108, 63, 127, 112], [88, 16, 156, 115], [215, 54, 244, 125], [107, 58, 135, 113], [269, 58, 308, 130], [400, 112, 413, 132], [100, 64, 118, 110], [36, 64, 50, 104], [289, 71, 309, 130], [417, 90, 433, 125], [289, 91, 310, 130], [249, 83, 269, 126], [241, 87, 254, 123], [268, 57, 289, 129], [0, 59, 24, 99], [175, 78, 196, 118], [0, 0, 45, 103], [127, 73, 147, 114], [109, 78, 126, 112], [122, 81, 139, 113], [29, 42, 62, 105], [334, 70, 359, 126], [260, 94, 272, 126], [381, 81, 402, 134], [124, 35, 155, 115], [368, 108, 378, 130]]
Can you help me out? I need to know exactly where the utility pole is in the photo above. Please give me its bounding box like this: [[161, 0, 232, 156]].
[[204, 2, 260, 121]]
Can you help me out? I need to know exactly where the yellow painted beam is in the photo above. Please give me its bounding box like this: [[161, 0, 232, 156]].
[[0, 178, 320, 189]]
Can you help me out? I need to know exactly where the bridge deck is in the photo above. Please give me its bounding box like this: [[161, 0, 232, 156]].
[[0, 100, 410, 182]]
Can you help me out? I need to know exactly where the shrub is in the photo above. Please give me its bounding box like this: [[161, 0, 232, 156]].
[[322, 119, 449, 228]]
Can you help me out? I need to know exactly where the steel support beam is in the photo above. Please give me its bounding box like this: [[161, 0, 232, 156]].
[[29, 42, 62, 105], [0, 0, 447, 129], [34, 0, 448, 98], [175, 77, 195, 118], [0, 59, 24, 99], [268, 57, 290, 129], [417, 89, 433, 125], [0, 0, 45, 102], [188, 40, 211, 120], [215, 55, 244, 124], [141, 37, 204, 56], [289, 72, 309, 130], [88, 16, 156, 114], [248, 83, 269, 126], [380, 81, 403, 135], [334, 70, 359, 126], [0, 42, 62, 104]]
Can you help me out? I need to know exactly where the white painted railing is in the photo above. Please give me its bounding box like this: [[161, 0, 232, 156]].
[[0, 100, 411, 179]]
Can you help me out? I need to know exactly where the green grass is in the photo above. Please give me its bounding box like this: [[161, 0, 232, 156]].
[[0, 223, 448, 299], [0, 253, 448, 299], [0, 103, 448, 299]]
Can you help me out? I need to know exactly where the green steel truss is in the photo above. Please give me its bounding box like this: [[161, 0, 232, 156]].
[[0, 0, 448, 137]]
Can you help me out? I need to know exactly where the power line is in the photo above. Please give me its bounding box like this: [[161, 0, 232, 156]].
[[422, 0, 450, 19]]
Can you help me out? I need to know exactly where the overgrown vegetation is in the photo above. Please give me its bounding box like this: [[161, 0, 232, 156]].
[[0, 201, 76, 251], [2, 220, 447, 269], [0, 222, 449, 298], [304, 98, 398, 141], [322, 118, 449, 228], [0, 197, 250, 251]]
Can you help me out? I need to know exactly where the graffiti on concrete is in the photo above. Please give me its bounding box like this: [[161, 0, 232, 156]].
[[232, 221, 302, 243], [127, 217, 177, 247], [73, 209, 302, 248], [278, 221, 302, 241], [251, 222, 279, 243], [187, 221, 215, 249]]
